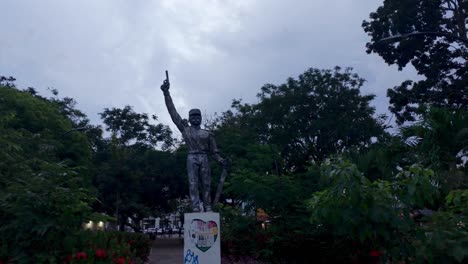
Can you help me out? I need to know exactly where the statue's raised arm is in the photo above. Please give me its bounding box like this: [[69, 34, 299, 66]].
[[161, 71, 186, 132]]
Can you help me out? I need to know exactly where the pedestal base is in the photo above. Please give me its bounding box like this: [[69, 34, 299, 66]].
[[183, 212, 221, 264]]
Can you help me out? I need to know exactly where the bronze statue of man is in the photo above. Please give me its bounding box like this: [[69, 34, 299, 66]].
[[160, 73, 226, 212]]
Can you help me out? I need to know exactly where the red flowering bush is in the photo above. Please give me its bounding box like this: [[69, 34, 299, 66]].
[[62, 230, 151, 264], [113, 256, 127, 264], [95, 248, 108, 259], [74, 252, 88, 260]]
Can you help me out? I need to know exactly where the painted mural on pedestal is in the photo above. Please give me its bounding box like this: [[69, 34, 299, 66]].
[[184, 213, 221, 264]]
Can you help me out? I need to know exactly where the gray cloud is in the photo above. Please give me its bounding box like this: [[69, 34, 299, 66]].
[[0, 0, 418, 136]]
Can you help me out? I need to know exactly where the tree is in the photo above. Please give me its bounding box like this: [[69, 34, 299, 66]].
[[100, 105, 173, 149], [347, 136, 412, 182], [94, 106, 184, 231], [309, 159, 441, 262], [0, 80, 94, 262], [400, 107, 468, 192], [218, 67, 387, 173], [363, 0, 468, 124], [212, 67, 387, 262]]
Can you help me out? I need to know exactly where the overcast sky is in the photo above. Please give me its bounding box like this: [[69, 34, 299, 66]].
[[0, 0, 418, 136]]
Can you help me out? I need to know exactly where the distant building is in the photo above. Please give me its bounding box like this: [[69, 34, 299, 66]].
[[141, 212, 182, 230]]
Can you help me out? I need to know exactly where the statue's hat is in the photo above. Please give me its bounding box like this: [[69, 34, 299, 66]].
[[189, 108, 201, 116]]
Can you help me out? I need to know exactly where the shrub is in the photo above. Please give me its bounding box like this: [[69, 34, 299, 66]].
[[308, 159, 440, 262], [63, 230, 151, 264], [219, 205, 266, 260], [411, 189, 468, 263]]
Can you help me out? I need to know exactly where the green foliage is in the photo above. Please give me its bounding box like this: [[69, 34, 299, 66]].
[[363, 0, 468, 123], [212, 68, 390, 261], [219, 205, 270, 260], [210, 107, 280, 178], [401, 108, 468, 191], [347, 136, 410, 181], [307, 158, 467, 262], [349, 107, 467, 201], [0, 84, 95, 262], [312, 107, 466, 262], [215, 67, 387, 173], [394, 165, 440, 209], [94, 106, 184, 231], [412, 189, 468, 263], [446, 189, 468, 213], [100, 105, 173, 149], [310, 160, 414, 248], [0, 165, 93, 263], [223, 168, 319, 262]]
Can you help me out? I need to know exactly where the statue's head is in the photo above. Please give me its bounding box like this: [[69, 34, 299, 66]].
[[188, 108, 202, 127]]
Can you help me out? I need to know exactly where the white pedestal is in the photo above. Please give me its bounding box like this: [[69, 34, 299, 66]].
[[183, 212, 221, 264]]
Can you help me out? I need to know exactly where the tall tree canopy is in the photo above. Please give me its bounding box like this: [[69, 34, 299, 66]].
[[216, 67, 387, 173], [0, 79, 94, 261], [94, 106, 185, 231], [363, 0, 468, 124], [100, 105, 173, 149]]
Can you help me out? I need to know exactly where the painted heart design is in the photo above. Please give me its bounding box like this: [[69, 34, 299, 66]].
[[189, 219, 218, 252]]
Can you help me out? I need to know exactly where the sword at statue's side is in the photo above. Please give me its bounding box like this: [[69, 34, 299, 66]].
[[213, 166, 229, 206]]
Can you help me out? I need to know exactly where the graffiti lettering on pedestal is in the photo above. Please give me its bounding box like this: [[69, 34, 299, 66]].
[[184, 249, 199, 264], [189, 219, 218, 252]]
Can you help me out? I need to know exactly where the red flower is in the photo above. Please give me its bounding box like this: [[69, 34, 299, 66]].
[[96, 248, 108, 258], [75, 252, 88, 260], [369, 250, 381, 257], [114, 256, 126, 264]]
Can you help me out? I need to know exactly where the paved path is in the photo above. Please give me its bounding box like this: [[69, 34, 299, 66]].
[[146, 237, 262, 264], [147, 237, 183, 264]]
